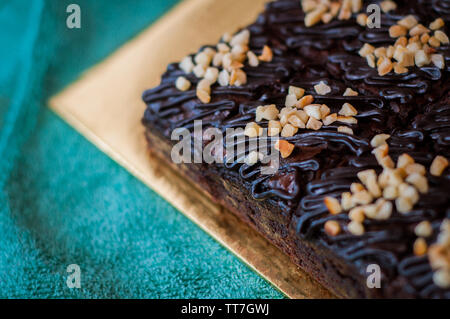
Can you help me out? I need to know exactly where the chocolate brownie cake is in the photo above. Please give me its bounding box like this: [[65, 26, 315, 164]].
[[142, 0, 450, 298]]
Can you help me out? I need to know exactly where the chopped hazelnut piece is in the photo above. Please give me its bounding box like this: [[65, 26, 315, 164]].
[[351, 183, 365, 193], [341, 192, 354, 210], [395, 197, 413, 214], [337, 126, 353, 135], [383, 185, 398, 200], [195, 51, 212, 67], [399, 183, 419, 204], [306, 117, 323, 131], [414, 50, 431, 67], [429, 36, 441, 48], [204, 67, 219, 83], [352, 190, 373, 205], [359, 43, 375, 57], [435, 30, 450, 44], [296, 95, 314, 108], [349, 207, 365, 223], [386, 45, 395, 58], [430, 18, 445, 31], [196, 89, 211, 104], [304, 104, 322, 120], [289, 86, 305, 99], [281, 124, 298, 137], [218, 69, 230, 86], [366, 54, 376, 68], [379, 155, 395, 169], [397, 153, 414, 169], [338, 7, 351, 21], [258, 45, 273, 62], [193, 64, 206, 78], [247, 51, 259, 67], [217, 43, 230, 53], [314, 81, 332, 95], [275, 140, 295, 158], [245, 151, 261, 166], [179, 56, 194, 74], [421, 33, 431, 44], [431, 54, 445, 69], [430, 155, 449, 176], [347, 221, 365, 236], [374, 47, 387, 58], [175, 76, 191, 91], [230, 29, 250, 46], [197, 78, 211, 93], [380, 1, 397, 13], [410, 24, 430, 37], [320, 104, 330, 118], [414, 238, 428, 256], [255, 104, 279, 122], [372, 143, 389, 162], [351, 0, 362, 13], [358, 169, 381, 197], [288, 114, 306, 129], [212, 52, 224, 67], [378, 56, 393, 76], [285, 94, 298, 108], [322, 113, 338, 126], [321, 13, 333, 24], [230, 69, 247, 86], [305, 5, 328, 27], [339, 103, 358, 117], [433, 269, 450, 289], [398, 15, 418, 29], [324, 196, 342, 215], [268, 120, 282, 136], [394, 46, 415, 67], [356, 13, 367, 27], [405, 163, 426, 176], [301, 0, 316, 13], [336, 116, 357, 124], [222, 32, 232, 43], [406, 173, 429, 194], [389, 25, 407, 38], [343, 88, 358, 96], [370, 134, 390, 148], [244, 122, 263, 138], [394, 63, 408, 74], [395, 36, 408, 47], [373, 199, 393, 220], [415, 221, 433, 238], [324, 220, 341, 236]]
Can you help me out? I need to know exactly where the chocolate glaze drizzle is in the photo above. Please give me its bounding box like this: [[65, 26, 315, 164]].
[[143, 0, 450, 297]]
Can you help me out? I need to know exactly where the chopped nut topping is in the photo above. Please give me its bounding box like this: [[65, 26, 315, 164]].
[[406, 173, 429, 194], [338, 102, 358, 116], [433, 269, 450, 289], [356, 13, 367, 26], [196, 89, 211, 104], [378, 56, 393, 76], [275, 140, 295, 158], [322, 113, 338, 126], [435, 30, 450, 44], [341, 192, 354, 210], [415, 221, 433, 238], [397, 153, 414, 169], [285, 94, 298, 108], [430, 155, 449, 176], [429, 18, 444, 30], [383, 185, 398, 200], [179, 56, 195, 74], [410, 24, 430, 37], [349, 207, 365, 223], [337, 126, 353, 135], [305, 4, 328, 27], [193, 64, 206, 78], [229, 69, 247, 86], [281, 123, 298, 137], [175, 76, 191, 91], [405, 163, 426, 176], [336, 116, 357, 124], [247, 51, 259, 67], [230, 29, 250, 46], [204, 67, 219, 83], [414, 49, 431, 67], [428, 36, 441, 48], [324, 220, 341, 236], [431, 54, 445, 69], [398, 15, 418, 30], [255, 104, 279, 122], [395, 197, 413, 214], [343, 88, 358, 96], [380, 0, 397, 13], [324, 196, 342, 215], [195, 51, 212, 67], [245, 151, 262, 166], [306, 117, 323, 131], [304, 104, 322, 120], [351, 183, 365, 193], [314, 81, 332, 95], [352, 190, 373, 205], [244, 122, 263, 138], [297, 95, 314, 108], [320, 104, 330, 118], [289, 86, 305, 99], [389, 24, 407, 38], [268, 120, 282, 136], [288, 114, 306, 129], [366, 54, 376, 68], [347, 221, 365, 236], [399, 183, 419, 204], [373, 198, 393, 220], [217, 43, 230, 53], [218, 69, 230, 86], [414, 238, 428, 256], [258, 45, 273, 62], [359, 43, 375, 57], [370, 134, 390, 148]]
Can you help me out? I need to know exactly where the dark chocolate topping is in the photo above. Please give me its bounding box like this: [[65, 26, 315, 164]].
[[143, 0, 450, 298]]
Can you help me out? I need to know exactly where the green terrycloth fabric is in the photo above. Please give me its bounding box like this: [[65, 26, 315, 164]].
[[0, 0, 283, 298]]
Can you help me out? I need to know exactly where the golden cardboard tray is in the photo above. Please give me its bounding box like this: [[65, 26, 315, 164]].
[[48, 0, 334, 298]]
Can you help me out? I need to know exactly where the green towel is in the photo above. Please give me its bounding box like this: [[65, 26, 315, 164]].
[[0, 0, 283, 298]]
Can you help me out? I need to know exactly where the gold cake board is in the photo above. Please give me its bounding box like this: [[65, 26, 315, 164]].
[[49, 0, 334, 298]]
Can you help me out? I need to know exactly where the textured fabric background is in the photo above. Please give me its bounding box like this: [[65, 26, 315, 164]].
[[0, 0, 282, 298]]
